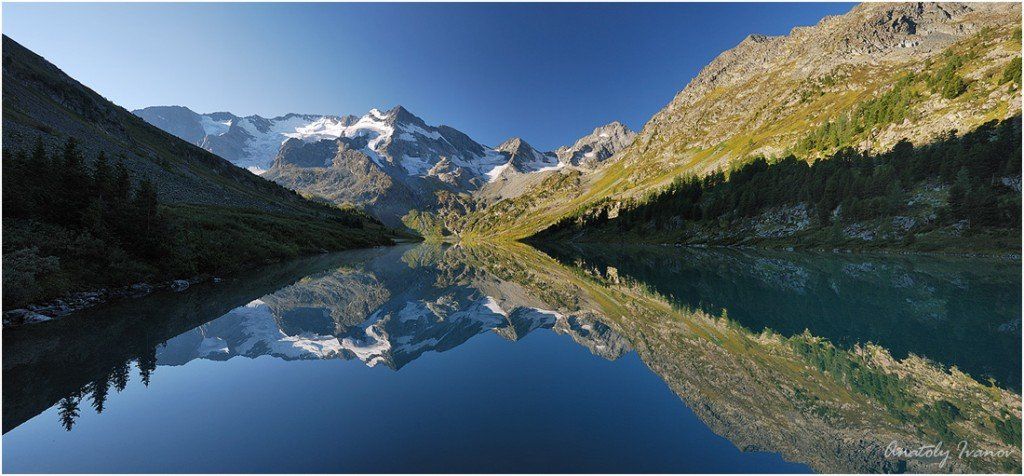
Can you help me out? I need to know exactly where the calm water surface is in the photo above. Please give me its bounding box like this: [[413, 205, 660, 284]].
[[3, 243, 1020, 473]]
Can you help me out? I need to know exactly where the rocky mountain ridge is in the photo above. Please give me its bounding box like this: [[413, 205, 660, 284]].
[[555, 121, 637, 169], [138, 103, 636, 229], [133, 106, 364, 173], [643, 2, 1017, 159], [457, 2, 1022, 239]]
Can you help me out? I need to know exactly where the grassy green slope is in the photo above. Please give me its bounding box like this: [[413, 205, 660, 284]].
[[459, 15, 1022, 241]]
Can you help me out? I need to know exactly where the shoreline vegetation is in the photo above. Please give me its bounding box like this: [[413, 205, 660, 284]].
[[1, 34, 417, 324], [3, 16, 1021, 324], [5, 111, 1021, 325]]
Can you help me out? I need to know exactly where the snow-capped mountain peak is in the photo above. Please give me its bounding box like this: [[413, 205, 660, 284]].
[[136, 104, 636, 227], [492, 137, 561, 178], [133, 105, 365, 173]]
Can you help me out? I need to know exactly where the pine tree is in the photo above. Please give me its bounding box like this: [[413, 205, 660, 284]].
[[112, 160, 132, 202], [92, 151, 112, 199], [948, 169, 970, 220], [134, 179, 159, 225], [27, 138, 54, 214], [136, 349, 157, 387], [111, 361, 131, 392], [90, 375, 111, 414], [57, 393, 82, 431], [57, 138, 91, 225]]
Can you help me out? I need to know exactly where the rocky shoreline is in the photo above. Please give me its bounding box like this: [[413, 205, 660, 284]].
[[2, 275, 220, 328]]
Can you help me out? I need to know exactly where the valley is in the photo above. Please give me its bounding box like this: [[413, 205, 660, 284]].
[[4, 1, 1020, 320], [1, 3, 1021, 472], [131, 3, 1021, 252], [134, 105, 637, 231]]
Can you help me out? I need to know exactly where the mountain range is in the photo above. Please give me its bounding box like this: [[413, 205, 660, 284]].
[[2, 36, 369, 218], [132, 2, 1021, 238], [3, 1, 1020, 313], [134, 104, 636, 228]]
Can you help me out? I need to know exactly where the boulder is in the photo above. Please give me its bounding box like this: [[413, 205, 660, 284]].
[[3, 309, 53, 326], [130, 283, 153, 296]]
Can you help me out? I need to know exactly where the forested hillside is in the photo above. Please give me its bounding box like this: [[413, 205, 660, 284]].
[[532, 117, 1021, 253], [2, 36, 403, 311]]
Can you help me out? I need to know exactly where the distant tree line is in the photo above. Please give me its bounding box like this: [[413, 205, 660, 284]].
[[539, 116, 1021, 242]]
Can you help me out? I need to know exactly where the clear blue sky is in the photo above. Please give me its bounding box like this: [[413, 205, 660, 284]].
[[3, 2, 853, 150]]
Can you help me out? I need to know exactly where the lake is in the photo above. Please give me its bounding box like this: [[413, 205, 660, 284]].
[[3, 243, 1020, 473]]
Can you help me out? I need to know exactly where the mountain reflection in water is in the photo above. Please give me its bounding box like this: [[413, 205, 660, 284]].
[[156, 248, 629, 369], [3, 243, 1020, 473], [538, 243, 1023, 391]]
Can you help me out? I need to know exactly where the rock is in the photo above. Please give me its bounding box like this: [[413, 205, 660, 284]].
[[44, 299, 71, 316], [891, 216, 917, 233], [78, 291, 103, 304], [171, 280, 190, 292], [4, 309, 29, 326], [554, 122, 637, 169], [753, 204, 810, 239], [1000, 176, 1021, 192], [130, 283, 153, 296], [3, 308, 52, 326], [843, 223, 876, 241], [24, 312, 52, 324]]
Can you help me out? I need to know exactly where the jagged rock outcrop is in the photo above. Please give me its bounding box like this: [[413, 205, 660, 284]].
[[555, 121, 637, 169]]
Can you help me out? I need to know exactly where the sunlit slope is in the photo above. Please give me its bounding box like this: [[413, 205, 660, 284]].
[[461, 3, 1022, 239]]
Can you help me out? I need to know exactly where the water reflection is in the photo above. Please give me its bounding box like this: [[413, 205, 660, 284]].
[[157, 247, 629, 369], [539, 243, 1023, 390], [4, 245, 631, 434], [3, 250, 379, 433], [3, 242, 1020, 473]]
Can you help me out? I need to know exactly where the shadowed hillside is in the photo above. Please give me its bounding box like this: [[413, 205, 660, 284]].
[[2, 35, 407, 310]]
